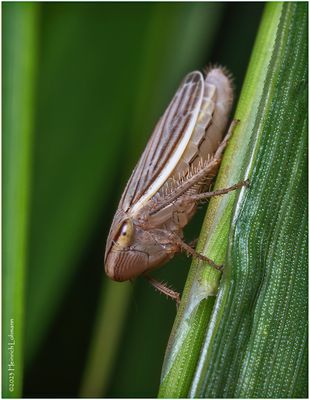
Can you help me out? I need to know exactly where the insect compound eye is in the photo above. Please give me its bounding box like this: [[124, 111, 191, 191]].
[[114, 219, 134, 248]]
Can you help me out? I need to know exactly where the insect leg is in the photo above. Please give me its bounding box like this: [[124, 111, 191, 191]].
[[180, 179, 249, 203], [172, 235, 223, 271], [150, 228, 223, 271], [188, 238, 198, 248], [213, 118, 240, 159], [145, 274, 180, 304], [147, 119, 241, 217]]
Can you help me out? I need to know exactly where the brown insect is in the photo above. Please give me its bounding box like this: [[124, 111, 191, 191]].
[[104, 67, 247, 302]]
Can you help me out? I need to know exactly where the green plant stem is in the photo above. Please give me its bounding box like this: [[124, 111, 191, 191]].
[[159, 2, 307, 398], [80, 281, 132, 397], [2, 3, 39, 397]]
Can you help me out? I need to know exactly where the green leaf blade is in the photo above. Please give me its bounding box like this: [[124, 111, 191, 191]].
[[2, 3, 40, 397], [227, 4, 308, 397], [159, 2, 307, 398]]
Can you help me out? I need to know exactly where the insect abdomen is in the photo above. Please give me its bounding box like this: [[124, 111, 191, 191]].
[[172, 68, 233, 178], [161, 68, 233, 228]]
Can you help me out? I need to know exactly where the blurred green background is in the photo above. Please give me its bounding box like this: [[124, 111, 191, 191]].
[[3, 2, 264, 397]]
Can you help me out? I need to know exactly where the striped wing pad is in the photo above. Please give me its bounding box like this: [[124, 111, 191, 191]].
[[120, 71, 204, 213]]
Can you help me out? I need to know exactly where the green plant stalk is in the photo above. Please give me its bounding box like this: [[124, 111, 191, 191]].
[[159, 2, 307, 398], [197, 3, 307, 397], [2, 3, 39, 397], [79, 281, 132, 397]]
